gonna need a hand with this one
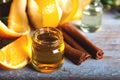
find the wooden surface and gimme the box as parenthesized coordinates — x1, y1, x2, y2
(0, 11, 120, 80)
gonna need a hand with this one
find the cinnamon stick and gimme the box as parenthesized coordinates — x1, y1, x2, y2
(58, 26, 91, 65)
(60, 23, 104, 59)
(61, 28, 89, 54)
(64, 42, 90, 65)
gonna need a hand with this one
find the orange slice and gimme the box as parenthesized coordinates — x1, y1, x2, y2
(27, 0, 62, 28)
(58, 0, 78, 25)
(0, 35, 32, 70)
(0, 0, 30, 39)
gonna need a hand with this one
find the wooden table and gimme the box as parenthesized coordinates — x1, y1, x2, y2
(0, 11, 120, 80)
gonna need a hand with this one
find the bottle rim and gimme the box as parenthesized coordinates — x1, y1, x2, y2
(32, 27, 63, 46)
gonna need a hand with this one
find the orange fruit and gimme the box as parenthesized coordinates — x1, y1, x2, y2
(0, 0, 30, 39)
(58, 0, 78, 25)
(27, 0, 62, 28)
(0, 35, 32, 70)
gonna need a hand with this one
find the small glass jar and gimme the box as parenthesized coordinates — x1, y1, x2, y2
(32, 27, 65, 73)
(80, 0, 103, 33)
(0, 0, 12, 24)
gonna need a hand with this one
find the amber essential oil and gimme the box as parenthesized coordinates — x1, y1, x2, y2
(32, 27, 65, 73)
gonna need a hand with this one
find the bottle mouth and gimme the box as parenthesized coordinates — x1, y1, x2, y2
(32, 27, 63, 46)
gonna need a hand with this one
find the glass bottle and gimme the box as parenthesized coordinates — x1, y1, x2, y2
(32, 27, 65, 73)
(0, 0, 12, 24)
(80, 0, 103, 33)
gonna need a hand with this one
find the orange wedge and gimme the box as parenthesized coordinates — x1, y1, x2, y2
(58, 0, 78, 25)
(0, 35, 32, 70)
(27, 0, 62, 28)
(0, 0, 30, 39)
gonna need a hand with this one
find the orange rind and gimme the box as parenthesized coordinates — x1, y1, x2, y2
(0, 0, 30, 39)
(27, 0, 62, 28)
(8, 0, 30, 33)
(71, 0, 91, 20)
(27, 0, 91, 27)
(0, 21, 21, 38)
(58, 0, 78, 25)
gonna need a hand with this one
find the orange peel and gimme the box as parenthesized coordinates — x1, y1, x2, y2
(27, 0, 91, 27)
(58, 0, 78, 25)
(27, 0, 62, 28)
(0, 21, 21, 38)
(71, 0, 91, 20)
(0, 0, 30, 39)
